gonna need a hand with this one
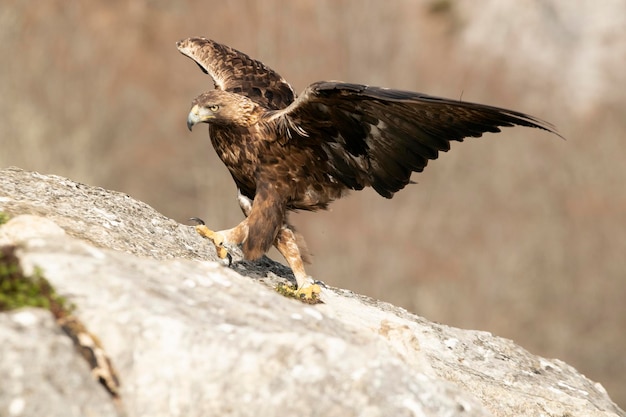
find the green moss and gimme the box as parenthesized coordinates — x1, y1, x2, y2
(0, 212, 10, 226)
(0, 245, 74, 316)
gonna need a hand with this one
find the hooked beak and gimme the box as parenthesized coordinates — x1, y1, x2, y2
(186, 113, 197, 131)
(186, 104, 212, 131)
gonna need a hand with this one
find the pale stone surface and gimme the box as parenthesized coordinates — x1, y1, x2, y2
(0, 167, 624, 417)
(0, 309, 119, 417)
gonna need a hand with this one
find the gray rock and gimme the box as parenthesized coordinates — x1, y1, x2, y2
(0, 167, 624, 417)
(0, 309, 119, 417)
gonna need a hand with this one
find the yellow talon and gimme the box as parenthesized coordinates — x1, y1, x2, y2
(195, 225, 228, 259)
(276, 283, 322, 304)
(296, 284, 321, 300)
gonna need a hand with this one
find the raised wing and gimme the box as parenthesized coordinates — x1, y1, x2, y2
(176, 37, 296, 110)
(267, 81, 561, 198)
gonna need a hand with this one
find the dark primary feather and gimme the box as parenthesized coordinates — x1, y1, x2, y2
(266, 81, 560, 198)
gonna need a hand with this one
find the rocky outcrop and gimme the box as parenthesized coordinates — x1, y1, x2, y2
(0, 167, 623, 417)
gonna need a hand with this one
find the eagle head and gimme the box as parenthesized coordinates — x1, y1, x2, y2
(187, 90, 261, 130)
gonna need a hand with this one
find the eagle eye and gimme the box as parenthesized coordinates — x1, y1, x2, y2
(209, 104, 220, 112)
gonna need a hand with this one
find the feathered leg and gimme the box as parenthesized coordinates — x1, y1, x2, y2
(195, 187, 276, 261)
(273, 222, 320, 300)
(196, 190, 320, 300)
(237, 191, 318, 294)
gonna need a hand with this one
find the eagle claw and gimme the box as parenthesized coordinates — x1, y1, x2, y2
(195, 224, 228, 260)
(276, 283, 322, 304)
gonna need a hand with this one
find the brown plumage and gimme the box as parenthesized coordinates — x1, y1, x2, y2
(178, 37, 560, 295)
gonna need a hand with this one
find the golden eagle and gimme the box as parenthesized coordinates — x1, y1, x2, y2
(178, 37, 559, 299)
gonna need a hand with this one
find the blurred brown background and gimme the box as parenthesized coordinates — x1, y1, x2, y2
(1, 0, 625, 408)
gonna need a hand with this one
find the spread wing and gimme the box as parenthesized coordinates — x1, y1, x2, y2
(266, 81, 561, 198)
(176, 37, 296, 110)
